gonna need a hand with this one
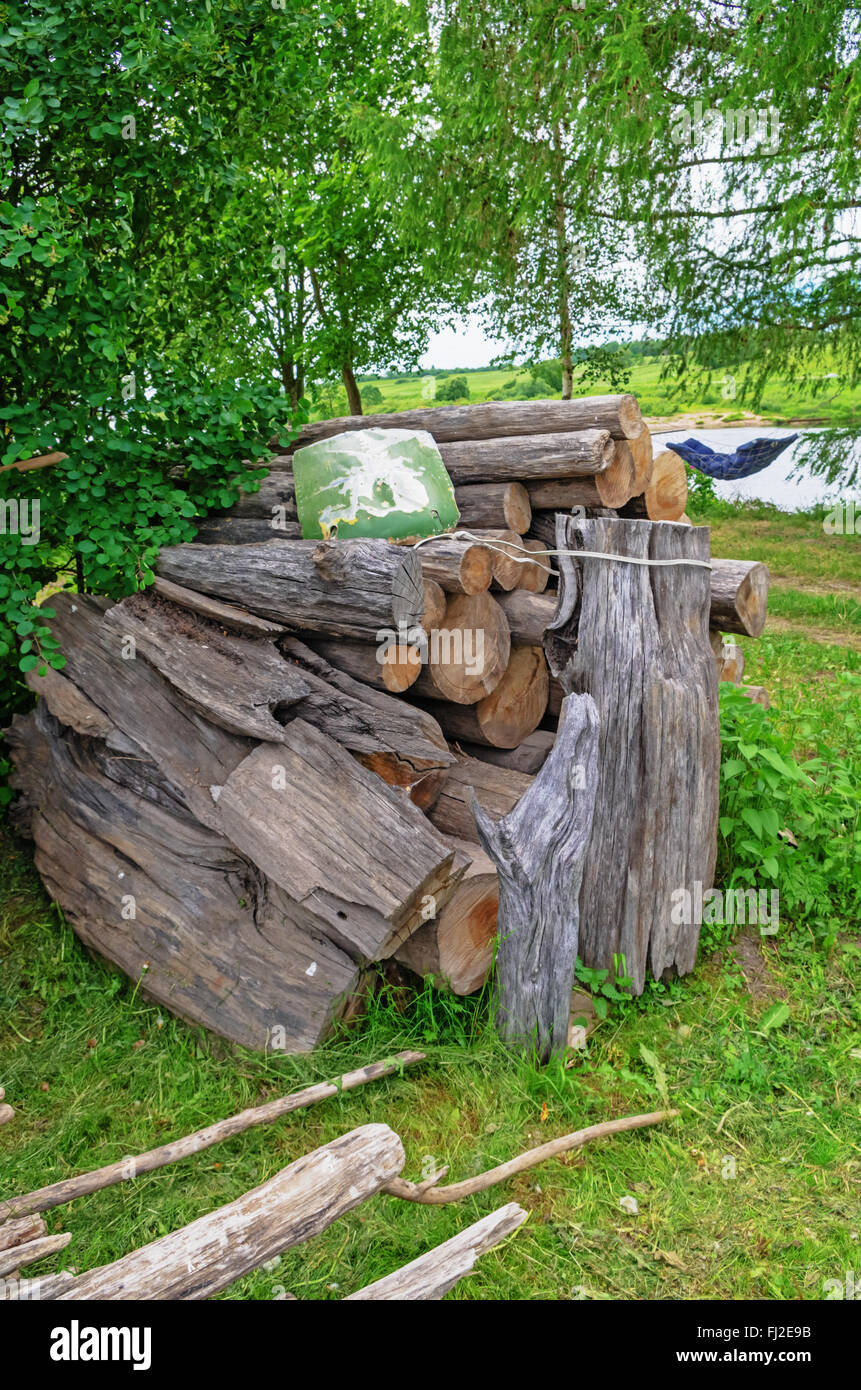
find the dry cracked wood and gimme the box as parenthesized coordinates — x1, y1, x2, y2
(6, 703, 362, 1050)
(546, 514, 720, 994)
(46, 1124, 405, 1300)
(416, 645, 549, 748)
(395, 838, 498, 995)
(429, 755, 533, 843)
(278, 396, 644, 448)
(151, 576, 287, 637)
(194, 516, 302, 544)
(0, 1232, 71, 1278)
(345, 1203, 527, 1299)
(0, 1053, 424, 1223)
(474, 692, 600, 1059)
(157, 537, 424, 640)
(216, 721, 463, 960)
(458, 730, 556, 776)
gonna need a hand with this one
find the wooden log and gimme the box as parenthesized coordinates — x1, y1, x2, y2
(0, 1215, 48, 1251)
(619, 447, 688, 522)
(157, 538, 425, 640)
(627, 426, 654, 495)
(459, 730, 555, 776)
(230, 472, 298, 520)
(437, 431, 615, 484)
(279, 396, 645, 449)
(307, 637, 421, 694)
(495, 590, 557, 645)
(195, 516, 302, 544)
(416, 646, 548, 749)
(0, 1232, 71, 1278)
(474, 693, 600, 1059)
(103, 595, 451, 802)
(413, 536, 492, 595)
(709, 557, 770, 637)
(0, 1053, 424, 1223)
(454, 481, 531, 534)
(517, 537, 551, 593)
(546, 514, 720, 994)
(395, 838, 497, 995)
(6, 703, 362, 1052)
(740, 684, 770, 708)
(418, 591, 511, 705)
(345, 1203, 527, 1300)
(48, 1124, 405, 1301)
(716, 641, 745, 684)
(279, 637, 452, 808)
(216, 721, 463, 959)
(526, 438, 635, 509)
(465, 529, 524, 591)
(25, 664, 115, 739)
(151, 576, 287, 637)
(422, 578, 447, 631)
(429, 756, 533, 842)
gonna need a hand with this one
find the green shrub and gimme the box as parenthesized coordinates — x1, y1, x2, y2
(436, 374, 470, 401)
(360, 384, 384, 406)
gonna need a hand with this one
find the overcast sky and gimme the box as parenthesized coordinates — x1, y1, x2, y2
(418, 314, 513, 370)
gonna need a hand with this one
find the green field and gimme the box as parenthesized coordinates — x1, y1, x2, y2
(346, 358, 861, 429)
(1, 501, 859, 1301)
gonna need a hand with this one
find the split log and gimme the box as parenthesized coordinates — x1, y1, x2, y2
(103, 594, 452, 806)
(345, 1204, 527, 1300)
(307, 637, 421, 694)
(546, 514, 720, 994)
(215, 721, 463, 959)
(619, 448, 688, 522)
(48, 1124, 405, 1301)
(454, 481, 531, 534)
(709, 557, 770, 637)
(459, 730, 555, 776)
(413, 536, 492, 595)
(526, 438, 635, 509)
(474, 692, 600, 1059)
(465, 529, 525, 591)
(6, 703, 361, 1051)
(416, 591, 510, 705)
(429, 756, 533, 842)
(395, 838, 497, 995)
(0, 1053, 424, 1223)
(279, 637, 452, 807)
(495, 590, 557, 645)
(0, 1232, 71, 1278)
(279, 396, 645, 449)
(517, 538, 551, 593)
(157, 537, 425, 640)
(415, 646, 549, 749)
(195, 516, 301, 544)
(151, 576, 287, 637)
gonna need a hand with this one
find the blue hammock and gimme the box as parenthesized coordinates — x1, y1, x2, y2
(666, 434, 798, 481)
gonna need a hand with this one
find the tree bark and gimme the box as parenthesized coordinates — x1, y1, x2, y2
(341, 362, 363, 417)
(474, 692, 600, 1059)
(546, 514, 720, 994)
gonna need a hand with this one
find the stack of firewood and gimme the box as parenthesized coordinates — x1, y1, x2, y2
(6, 396, 771, 1052)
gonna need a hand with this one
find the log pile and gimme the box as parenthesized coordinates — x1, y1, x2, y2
(6, 395, 773, 1049)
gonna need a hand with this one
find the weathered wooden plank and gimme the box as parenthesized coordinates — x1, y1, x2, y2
(345, 1203, 527, 1300)
(49, 1125, 405, 1300)
(216, 721, 463, 960)
(546, 514, 720, 993)
(157, 537, 424, 640)
(6, 704, 361, 1051)
(474, 693, 600, 1059)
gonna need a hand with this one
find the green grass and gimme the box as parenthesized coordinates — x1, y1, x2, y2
(348, 357, 861, 428)
(1, 503, 860, 1301)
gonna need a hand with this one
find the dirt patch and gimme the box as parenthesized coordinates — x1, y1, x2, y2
(728, 927, 788, 1002)
(764, 614, 861, 651)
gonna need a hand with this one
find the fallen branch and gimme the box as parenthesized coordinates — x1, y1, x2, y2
(0, 1231, 71, 1278)
(0, 450, 67, 474)
(383, 1109, 678, 1204)
(345, 1203, 528, 1300)
(0, 1051, 424, 1223)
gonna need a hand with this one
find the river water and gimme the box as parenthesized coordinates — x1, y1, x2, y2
(651, 426, 861, 512)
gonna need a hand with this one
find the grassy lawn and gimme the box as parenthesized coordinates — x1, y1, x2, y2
(1, 505, 859, 1301)
(350, 358, 861, 429)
